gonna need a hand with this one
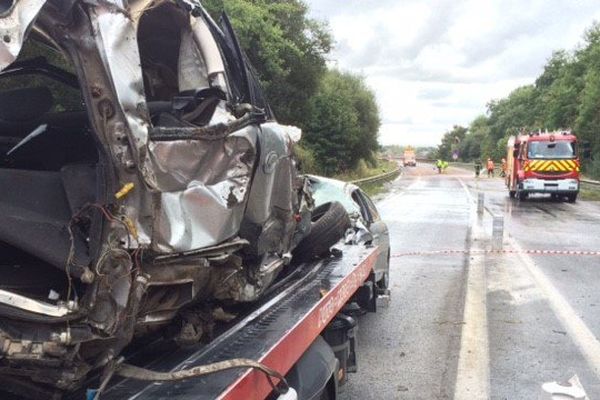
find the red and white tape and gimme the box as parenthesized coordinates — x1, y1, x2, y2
(391, 249, 600, 258)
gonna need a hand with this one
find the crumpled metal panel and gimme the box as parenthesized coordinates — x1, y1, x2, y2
(0, 0, 46, 71)
(92, 4, 155, 183)
(90, 3, 249, 251)
(240, 122, 302, 256)
(151, 125, 257, 251)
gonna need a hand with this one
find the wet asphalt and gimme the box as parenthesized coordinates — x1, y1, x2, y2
(340, 164, 600, 400)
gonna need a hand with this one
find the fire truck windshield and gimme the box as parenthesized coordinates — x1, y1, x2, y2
(527, 141, 576, 159)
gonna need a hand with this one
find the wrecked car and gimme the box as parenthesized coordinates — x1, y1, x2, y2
(0, 0, 348, 397)
(307, 175, 390, 289)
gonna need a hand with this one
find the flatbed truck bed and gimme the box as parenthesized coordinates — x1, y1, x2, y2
(94, 244, 381, 400)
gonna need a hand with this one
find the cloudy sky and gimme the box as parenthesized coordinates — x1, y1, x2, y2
(305, 0, 600, 147)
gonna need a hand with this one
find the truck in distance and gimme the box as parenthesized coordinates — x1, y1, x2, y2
(403, 147, 417, 167)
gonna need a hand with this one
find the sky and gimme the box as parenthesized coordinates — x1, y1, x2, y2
(305, 0, 600, 147)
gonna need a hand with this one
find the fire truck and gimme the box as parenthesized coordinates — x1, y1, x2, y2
(506, 131, 580, 202)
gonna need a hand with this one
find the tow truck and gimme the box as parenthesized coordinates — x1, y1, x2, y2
(506, 131, 580, 202)
(43, 244, 383, 400)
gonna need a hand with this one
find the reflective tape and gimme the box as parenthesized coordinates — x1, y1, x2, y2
(391, 249, 600, 257)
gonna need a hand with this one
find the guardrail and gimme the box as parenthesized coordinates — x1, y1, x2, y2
(349, 167, 401, 185)
(581, 178, 600, 189)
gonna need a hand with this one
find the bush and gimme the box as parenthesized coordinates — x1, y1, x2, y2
(294, 143, 320, 174)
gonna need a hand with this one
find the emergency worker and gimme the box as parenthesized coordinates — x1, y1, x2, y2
(442, 160, 449, 173)
(500, 158, 507, 177)
(474, 160, 482, 177)
(436, 159, 443, 174)
(486, 158, 495, 178)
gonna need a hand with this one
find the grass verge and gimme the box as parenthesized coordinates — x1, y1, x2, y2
(332, 159, 398, 182)
(580, 189, 600, 201)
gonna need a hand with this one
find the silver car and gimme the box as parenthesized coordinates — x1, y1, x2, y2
(307, 175, 390, 290)
(0, 1, 353, 396)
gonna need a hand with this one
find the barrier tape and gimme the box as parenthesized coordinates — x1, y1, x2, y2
(391, 249, 600, 258)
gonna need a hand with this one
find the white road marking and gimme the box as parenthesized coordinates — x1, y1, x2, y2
(461, 176, 600, 393)
(454, 178, 490, 400)
(508, 235, 600, 380)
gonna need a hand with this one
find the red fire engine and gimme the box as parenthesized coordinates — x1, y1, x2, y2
(506, 131, 580, 202)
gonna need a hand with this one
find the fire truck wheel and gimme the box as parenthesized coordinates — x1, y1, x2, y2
(567, 193, 577, 203)
(518, 191, 528, 200)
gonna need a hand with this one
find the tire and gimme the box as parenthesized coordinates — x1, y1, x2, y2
(519, 191, 528, 201)
(319, 387, 332, 400)
(509, 190, 516, 199)
(376, 250, 390, 290)
(293, 201, 351, 260)
(567, 193, 577, 203)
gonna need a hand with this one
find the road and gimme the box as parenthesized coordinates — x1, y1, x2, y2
(341, 163, 600, 400)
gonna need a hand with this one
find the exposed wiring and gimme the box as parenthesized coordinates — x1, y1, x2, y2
(65, 203, 135, 301)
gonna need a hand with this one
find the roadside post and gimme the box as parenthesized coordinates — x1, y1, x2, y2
(477, 193, 484, 215)
(492, 216, 504, 251)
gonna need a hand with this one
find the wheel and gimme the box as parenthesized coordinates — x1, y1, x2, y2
(293, 201, 351, 260)
(319, 385, 332, 400)
(519, 191, 528, 201)
(509, 190, 516, 198)
(551, 193, 560, 201)
(567, 193, 577, 203)
(376, 250, 390, 290)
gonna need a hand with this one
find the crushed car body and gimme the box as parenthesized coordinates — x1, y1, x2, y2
(307, 175, 390, 289)
(0, 0, 329, 397)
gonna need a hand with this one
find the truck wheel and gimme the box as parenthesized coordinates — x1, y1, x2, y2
(509, 190, 516, 199)
(518, 191, 528, 201)
(567, 193, 577, 203)
(293, 201, 351, 260)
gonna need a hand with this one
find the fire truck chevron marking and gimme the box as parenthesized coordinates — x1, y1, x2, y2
(525, 159, 579, 172)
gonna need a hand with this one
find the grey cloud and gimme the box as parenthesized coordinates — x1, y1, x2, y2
(417, 87, 453, 100)
(327, 0, 460, 70)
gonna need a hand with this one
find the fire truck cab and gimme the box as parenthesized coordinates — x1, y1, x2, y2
(506, 131, 580, 202)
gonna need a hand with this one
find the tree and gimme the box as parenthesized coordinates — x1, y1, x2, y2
(202, 0, 332, 127)
(436, 125, 467, 160)
(456, 115, 490, 161)
(303, 70, 380, 174)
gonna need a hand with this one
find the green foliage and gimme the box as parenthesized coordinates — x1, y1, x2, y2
(202, 0, 331, 126)
(294, 143, 319, 174)
(439, 21, 600, 177)
(436, 125, 467, 160)
(303, 70, 381, 174)
(203, 1, 380, 176)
